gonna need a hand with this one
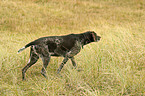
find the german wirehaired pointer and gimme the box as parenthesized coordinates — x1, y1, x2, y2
(18, 31, 101, 80)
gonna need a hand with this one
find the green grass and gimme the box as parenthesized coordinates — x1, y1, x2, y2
(0, 0, 145, 95)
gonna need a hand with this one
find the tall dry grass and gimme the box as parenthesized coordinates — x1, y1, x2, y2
(0, 0, 145, 95)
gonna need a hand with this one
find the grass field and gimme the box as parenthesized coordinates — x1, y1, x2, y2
(0, 0, 145, 95)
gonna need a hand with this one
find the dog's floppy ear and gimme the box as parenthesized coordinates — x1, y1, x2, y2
(91, 32, 96, 42)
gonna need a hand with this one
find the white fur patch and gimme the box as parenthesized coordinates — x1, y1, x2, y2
(17, 47, 25, 54)
(28, 58, 31, 63)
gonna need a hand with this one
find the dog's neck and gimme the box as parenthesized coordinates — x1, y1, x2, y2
(84, 34, 91, 41)
(81, 34, 90, 48)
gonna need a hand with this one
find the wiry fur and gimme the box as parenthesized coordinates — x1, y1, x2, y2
(18, 31, 101, 80)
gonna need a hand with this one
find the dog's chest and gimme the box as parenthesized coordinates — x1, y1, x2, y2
(65, 41, 82, 57)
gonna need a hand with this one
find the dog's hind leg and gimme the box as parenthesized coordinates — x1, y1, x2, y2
(57, 57, 69, 74)
(70, 57, 77, 69)
(41, 56, 51, 78)
(22, 48, 39, 80)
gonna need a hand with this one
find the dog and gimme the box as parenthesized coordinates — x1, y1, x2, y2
(18, 31, 101, 80)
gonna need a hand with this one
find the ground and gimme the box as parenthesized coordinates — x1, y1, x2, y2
(0, 0, 145, 95)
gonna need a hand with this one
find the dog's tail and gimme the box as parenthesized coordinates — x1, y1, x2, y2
(17, 41, 36, 54)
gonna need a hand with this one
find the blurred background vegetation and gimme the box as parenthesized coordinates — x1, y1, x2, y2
(0, 0, 145, 95)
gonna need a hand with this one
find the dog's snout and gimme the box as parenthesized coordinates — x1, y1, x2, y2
(97, 36, 101, 39)
(96, 36, 101, 42)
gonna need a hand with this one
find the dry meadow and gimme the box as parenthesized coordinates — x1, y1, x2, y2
(0, 0, 145, 95)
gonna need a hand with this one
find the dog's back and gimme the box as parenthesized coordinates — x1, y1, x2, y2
(18, 31, 101, 80)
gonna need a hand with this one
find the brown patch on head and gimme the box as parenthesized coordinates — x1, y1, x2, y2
(91, 32, 96, 41)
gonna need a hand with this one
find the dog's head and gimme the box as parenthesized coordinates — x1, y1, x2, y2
(90, 31, 101, 42)
(83, 31, 101, 44)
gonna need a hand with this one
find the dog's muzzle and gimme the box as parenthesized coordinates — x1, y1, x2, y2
(96, 36, 101, 42)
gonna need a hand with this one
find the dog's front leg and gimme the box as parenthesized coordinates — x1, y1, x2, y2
(57, 57, 69, 74)
(70, 57, 77, 69)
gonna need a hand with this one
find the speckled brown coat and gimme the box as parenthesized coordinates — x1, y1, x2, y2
(18, 31, 101, 80)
